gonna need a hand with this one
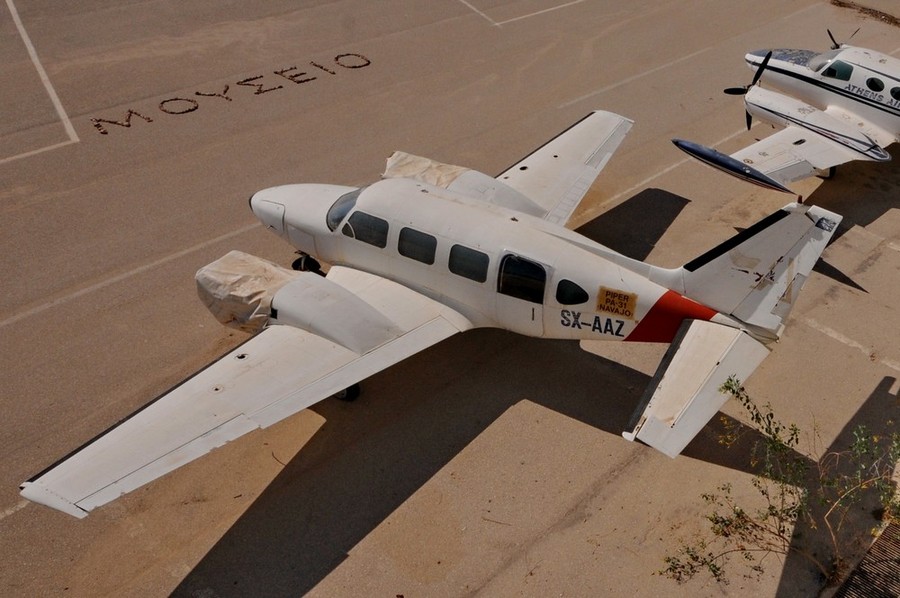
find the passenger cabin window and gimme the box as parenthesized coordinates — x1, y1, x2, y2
(448, 244, 489, 282)
(498, 254, 546, 304)
(892, 87, 900, 102)
(398, 227, 437, 265)
(342, 211, 388, 248)
(822, 60, 853, 81)
(327, 187, 364, 231)
(867, 77, 885, 92)
(556, 279, 589, 305)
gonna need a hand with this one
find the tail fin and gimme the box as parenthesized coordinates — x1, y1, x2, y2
(672, 203, 841, 337)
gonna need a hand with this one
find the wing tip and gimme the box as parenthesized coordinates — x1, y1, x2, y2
(672, 138, 794, 194)
(20, 482, 89, 519)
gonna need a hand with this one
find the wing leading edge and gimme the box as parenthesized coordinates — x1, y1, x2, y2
(381, 111, 632, 226)
(497, 110, 633, 225)
(21, 266, 472, 518)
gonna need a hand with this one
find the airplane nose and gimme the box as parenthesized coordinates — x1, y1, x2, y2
(249, 184, 359, 255)
(249, 191, 286, 236)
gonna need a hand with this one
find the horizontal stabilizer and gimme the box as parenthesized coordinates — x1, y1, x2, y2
(623, 319, 769, 458)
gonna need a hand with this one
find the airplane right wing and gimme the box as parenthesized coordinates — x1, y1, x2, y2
(623, 319, 770, 458)
(496, 110, 633, 225)
(21, 264, 472, 518)
(382, 111, 632, 226)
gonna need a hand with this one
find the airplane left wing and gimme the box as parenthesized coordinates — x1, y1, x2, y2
(674, 90, 891, 193)
(623, 319, 770, 458)
(21, 266, 472, 518)
(731, 124, 870, 186)
(497, 110, 633, 225)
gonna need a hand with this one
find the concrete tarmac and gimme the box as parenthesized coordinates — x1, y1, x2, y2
(1, 1, 898, 596)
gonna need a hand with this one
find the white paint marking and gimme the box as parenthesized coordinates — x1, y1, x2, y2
(0, 500, 29, 522)
(0, 223, 261, 330)
(559, 2, 819, 110)
(803, 318, 900, 374)
(574, 126, 756, 226)
(0, 139, 78, 166)
(457, 0, 498, 26)
(559, 47, 713, 109)
(4, 0, 79, 163)
(496, 0, 586, 26)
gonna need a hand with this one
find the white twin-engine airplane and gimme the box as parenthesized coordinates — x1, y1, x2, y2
(22, 111, 842, 518)
(674, 38, 899, 193)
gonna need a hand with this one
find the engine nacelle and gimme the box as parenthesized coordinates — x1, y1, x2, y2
(195, 251, 299, 333)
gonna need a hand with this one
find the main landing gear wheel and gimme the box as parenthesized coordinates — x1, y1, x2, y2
(817, 166, 837, 180)
(333, 383, 361, 402)
(291, 253, 324, 275)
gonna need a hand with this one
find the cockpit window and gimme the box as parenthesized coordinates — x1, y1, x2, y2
(326, 187, 364, 231)
(821, 60, 853, 81)
(807, 49, 841, 72)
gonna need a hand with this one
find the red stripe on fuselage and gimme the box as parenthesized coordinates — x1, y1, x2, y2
(625, 290, 717, 343)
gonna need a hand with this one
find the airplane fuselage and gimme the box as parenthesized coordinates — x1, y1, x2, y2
(746, 47, 900, 143)
(252, 177, 731, 345)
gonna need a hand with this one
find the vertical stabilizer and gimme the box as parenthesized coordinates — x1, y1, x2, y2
(674, 203, 841, 337)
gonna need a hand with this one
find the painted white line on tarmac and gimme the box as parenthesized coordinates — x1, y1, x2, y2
(0, 139, 78, 166)
(0, 500, 29, 522)
(559, 47, 713, 109)
(803, 318, 900, 374)
(497, 0, 586, 26)
(573, 126, 756, 226)
(457, 0, 498, 26)
(0, 223, 261, 330)
(5, 0, 79, 162)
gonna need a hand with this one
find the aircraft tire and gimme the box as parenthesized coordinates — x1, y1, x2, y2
(333, 383, 361, 402)
(292, 254, 322, 273)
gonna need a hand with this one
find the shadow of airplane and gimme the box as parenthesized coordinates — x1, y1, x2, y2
(173, 325, 799, 597)
(803, 148, 900, 231)
(575, 187, 690, 261)
(169, 331, 640, 596)
(171, 186, 871, 596)
(171, 189, 698, 596)
(774, 376, 900, 596)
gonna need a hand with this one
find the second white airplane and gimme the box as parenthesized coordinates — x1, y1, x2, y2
(674, 37, 899, 193)
(21, 111, 842, 518)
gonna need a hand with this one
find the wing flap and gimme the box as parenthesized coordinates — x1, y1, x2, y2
(623, 319, 770, 458)
(21, 267, 472, 518)
(731, 126, 856, 185)
(496, 111, 633, 225)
